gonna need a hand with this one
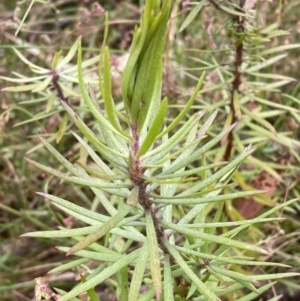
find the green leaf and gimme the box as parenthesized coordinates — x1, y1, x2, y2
(22, 225, 104, 238)
(234, 282, 278, 301)
(12, 47, 48, 73)
(14, 111, 60, 127)
(128, 243, 148, 301)
(58, 247, 122, 263)
(120, 265, 129, 301)
(61, 101, 128, 171)
(157, 72, 205, 139)
(245, 71, 295, 81)
(208, 265, 258, 293)
(126, 186, 139, 207)
(144, 110, 205, 162)
(146, 212, 162, 300)
(163, 255, 174, 301)
(57, 39, 80, 68)
(175, 245, 290, 268)
(58, 249, 140, 301)
(130, 0, 171, 129)
(99, 46, 124, 135)
(243, 119, 300, 149)
(77, 42, 129, 140)
(164, 240, 220, 301)
(0, 74, 45, 83)
(251, 273, 300, 281)
(154, 162, 226, 179)
(66, 201, 134, 255)
(80, 275, 101, 301)
(158, 122, 238, 176)
(163, 221, 268, 254)
(180, 3, 204, 32)
(153, 190, 265, 205)
(24, 157, 129, 192)
(253, 95, 300, 113)
(210, 265, 259, 285)
(224, 198, 299, 238)
(2, 83, 41, 92)
(241, 106, 277, 134)
(48, 258, 89, 274)
(51, 50, 62, 69)
(137, 97, 168, 157)
(245, 54, 286, 72)
(176, 145, 255, 197)
(56, 113, 69, 143)
(259, 43, 300, 56)
(121, 4, 151, 110)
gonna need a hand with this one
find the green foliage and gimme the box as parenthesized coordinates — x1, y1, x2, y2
(1, 1, 300, 301)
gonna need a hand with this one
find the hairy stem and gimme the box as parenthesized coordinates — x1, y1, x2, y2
(129, 125, 170, 256)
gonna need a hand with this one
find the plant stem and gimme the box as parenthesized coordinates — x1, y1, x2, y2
(224, 0, 246, 161)
(129, 125, 170, 256)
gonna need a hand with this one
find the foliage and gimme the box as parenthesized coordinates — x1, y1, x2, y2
(1, 1, 300, 301)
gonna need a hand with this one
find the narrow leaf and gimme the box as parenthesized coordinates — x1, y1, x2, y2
(163, 221, 268, 254)
(137, 97, 168, 157)
(57, 39, 80, 68)
(80, 275, 101, 301)
(67, 203, 133, 255)
(164, 240, 220, 301)
(128, 243, 148, 301)
(157, 72, 205, 139)
(57, 250, 140, 301)
(163, 255, 174, 301)
(100, 47, 124, 134)
(180, 3, 204, 32)
(146, 212, 162, 300)
(77, 43, 129, 140)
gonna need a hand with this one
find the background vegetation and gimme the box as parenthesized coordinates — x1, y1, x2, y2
(0, 1, 299, 301)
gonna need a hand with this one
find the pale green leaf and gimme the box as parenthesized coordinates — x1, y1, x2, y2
(0, 75, 46, 83)
(57, 250, 140, 301)
(144, 111, 205, 162)
(77, 43, 129, 140)
(146, 212, 162, 300)
(175, 245, 290, 268)
(61, 101, 128, 171)
(163, 255, 174, 301)
(224, 198, 299, 238)
(57, 39, 80, 68)
(56, 113, 69, 143)
(164, 240, 220, 301)
(2, 83, 40, 92)
(128, 243, 148, 301)
(179, 3, 204, 32)
(48, 258, 89, 274)
(67, 203, 133, 255)
(163, 221, 268, 254)
(12, 47, 48, 72)
(260, 43, 300, 56)
(158, 122, 238, 176)
(153, 190, 265, 205)
(51, 50, 62, 69)
(58, 247, 122, 262)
